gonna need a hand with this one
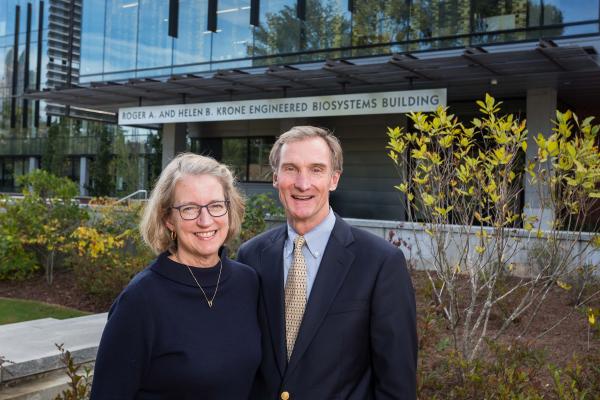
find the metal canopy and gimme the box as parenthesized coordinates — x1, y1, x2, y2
(25, 41, 600, 119)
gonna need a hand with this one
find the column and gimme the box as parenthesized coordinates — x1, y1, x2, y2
(525, 88, 557, 230)
(28, 156, 39, 173)
(79, 156, 89, 196)
(162, 123, 187, 168)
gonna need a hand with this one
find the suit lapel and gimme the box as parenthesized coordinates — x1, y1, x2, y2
(286, 217, 355, 376)
(259, 227, 287, 377)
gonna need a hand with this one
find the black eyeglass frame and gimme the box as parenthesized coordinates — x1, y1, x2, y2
(170, 200, 230, 220)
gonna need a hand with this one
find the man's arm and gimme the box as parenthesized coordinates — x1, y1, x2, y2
(370, 249, 417, 399)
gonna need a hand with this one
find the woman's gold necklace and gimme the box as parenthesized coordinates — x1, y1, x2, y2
(180, 257, 223, 308)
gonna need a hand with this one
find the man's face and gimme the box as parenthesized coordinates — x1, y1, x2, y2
(273, 137, 340, 234)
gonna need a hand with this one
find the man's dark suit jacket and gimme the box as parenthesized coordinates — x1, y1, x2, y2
(237, 215, 417, 400)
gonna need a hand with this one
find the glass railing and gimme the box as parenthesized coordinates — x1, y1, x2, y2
(79, 19, 600, 83)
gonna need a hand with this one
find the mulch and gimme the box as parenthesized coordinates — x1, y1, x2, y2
(0, 269, 598, 366)
(0, 269, 107, 313)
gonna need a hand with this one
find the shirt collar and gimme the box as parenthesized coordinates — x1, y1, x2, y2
(285, 209, 336, 259)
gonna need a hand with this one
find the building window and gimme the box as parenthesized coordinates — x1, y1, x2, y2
(251, 0, 301, 57)
(527, 0, 599, 37)
(212, 0, 253, 61)
(472, 0, 529, 44)
(173, 0, 211, 71)
(136, 0, 173, 72)
(81, 0, 106, 76)
(104, 0, 139, 73)
(191, 136, 274, 182)
(248, 137, 273, 181)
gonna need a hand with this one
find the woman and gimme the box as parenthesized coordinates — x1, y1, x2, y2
(91, 153, 260, 399)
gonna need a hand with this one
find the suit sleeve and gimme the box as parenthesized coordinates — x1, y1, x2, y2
(237, 243, 248, 265)
(370, 249, 417, 400)
(90, 287, 154, 399)
(237, 243, 270, 400)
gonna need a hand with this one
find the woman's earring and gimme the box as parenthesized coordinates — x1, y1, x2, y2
(170, 230, 177, 241)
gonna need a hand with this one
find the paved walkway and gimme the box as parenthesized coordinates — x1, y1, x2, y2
(0, 313, 107, 384)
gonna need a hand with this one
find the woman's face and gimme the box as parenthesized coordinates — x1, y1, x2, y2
(166, 174, 229, 267)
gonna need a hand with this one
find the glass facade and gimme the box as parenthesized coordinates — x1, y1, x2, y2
(191, 136, 275, 182)
(0, 0, 49, 139)
(172, 0, 211, 74)
(74, 0, 600, 82)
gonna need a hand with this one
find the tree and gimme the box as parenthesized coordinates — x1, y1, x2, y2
(42, 119, 68, 176)
(113, 128, 141, 197)
(13, 170, 88, 284)
(386, 95, 600, 361)
(88, 123, 114, 196)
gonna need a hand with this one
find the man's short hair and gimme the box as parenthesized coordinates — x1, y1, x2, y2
(269, 126, 343, 173)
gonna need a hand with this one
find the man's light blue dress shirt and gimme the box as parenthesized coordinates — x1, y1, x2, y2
(283, 209, 336, 298)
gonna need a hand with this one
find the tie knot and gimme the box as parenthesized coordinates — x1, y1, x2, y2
(294, 235, 305, 250)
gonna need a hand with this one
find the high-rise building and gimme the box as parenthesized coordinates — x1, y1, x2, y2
(1, 0, 599, 221)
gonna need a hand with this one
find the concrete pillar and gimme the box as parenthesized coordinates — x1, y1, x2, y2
(525, 88, 557, 230)
(162, 123, 187, 168)
(79, 156, 89, 196)
(28, 157, 38, 173)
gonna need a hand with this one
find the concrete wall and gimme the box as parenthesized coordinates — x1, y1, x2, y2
(345, 217, 600, 275)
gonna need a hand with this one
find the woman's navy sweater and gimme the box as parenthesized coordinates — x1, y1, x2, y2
(90, 251, 261, 399)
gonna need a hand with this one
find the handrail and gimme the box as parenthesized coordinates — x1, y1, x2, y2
(115, 189, 148, 204)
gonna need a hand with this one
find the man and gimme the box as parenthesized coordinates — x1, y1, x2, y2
(238, 126, 417, 400)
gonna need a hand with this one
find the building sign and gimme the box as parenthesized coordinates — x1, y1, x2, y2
(118, 89, 447, 125)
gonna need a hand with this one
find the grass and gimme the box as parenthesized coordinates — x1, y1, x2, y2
(0, 297, 89, 325)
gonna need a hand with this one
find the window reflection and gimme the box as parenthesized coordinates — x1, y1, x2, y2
(542, 0, 599, 24)
(472, 0, 528, 44)
(173, 0, 211, 66)
(303, 0, 350, 59)
(222, 137, 248, 180)
(527, 0, 571, 39)
(0, 46, 6, 89)
(248, 137, 273, 181)
(104, 0, 138, 73)
(212, 0, 253, 60)
(409, 0, 470, 50)
(81, 0, 106, 76)
(0, 1, 8, 37)
(252, 0, 301, 58)
(137, 0, 172, 71)
(192, 136, 274, 182)
(353, 0, 409, 50)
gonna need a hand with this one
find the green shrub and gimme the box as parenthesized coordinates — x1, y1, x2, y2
(241, 193, 282, 241)
(420, 340, 547, 399)
(54, 343, 91, 400)
(550, 351, 600, 400)
(0, 171, 87, 282)
(69, 201, 153, 307)
(229, 193, 283, 257)
(0, 203, 38, 280)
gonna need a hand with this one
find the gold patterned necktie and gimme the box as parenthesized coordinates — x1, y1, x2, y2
(285, 235, 307, 361)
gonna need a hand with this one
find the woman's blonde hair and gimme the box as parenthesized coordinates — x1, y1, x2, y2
(140, 153, 245, 254)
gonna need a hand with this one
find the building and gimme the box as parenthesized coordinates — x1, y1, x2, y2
(2, 0, 600, 222)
